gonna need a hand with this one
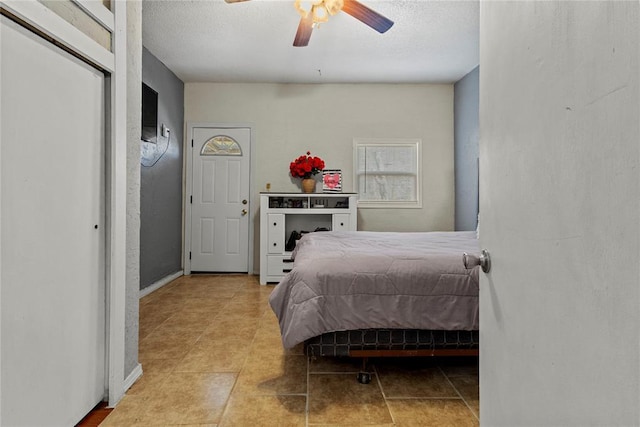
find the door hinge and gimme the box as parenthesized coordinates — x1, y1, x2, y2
(191, 139, 194, 147)
(190, 195, 193, 204)
(189, 252, 192, 260)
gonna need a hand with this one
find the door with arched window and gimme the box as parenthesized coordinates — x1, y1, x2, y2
(189, 127, 251, 272)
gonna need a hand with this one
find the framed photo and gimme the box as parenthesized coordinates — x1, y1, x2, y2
(322, 169, 342, 193)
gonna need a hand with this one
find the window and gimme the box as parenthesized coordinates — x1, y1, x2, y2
(353, 138, 422, 208)
(200, 135, 242, 156)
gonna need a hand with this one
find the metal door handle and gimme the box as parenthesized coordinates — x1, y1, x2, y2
(463, 250, 491, 273)
(241, 209, 247, 216)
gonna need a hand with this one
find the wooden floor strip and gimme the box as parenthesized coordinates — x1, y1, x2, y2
(75, 402, 112, 427)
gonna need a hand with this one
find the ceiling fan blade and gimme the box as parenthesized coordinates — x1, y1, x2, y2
(293, 13, 314, 47)
(224, 0, 251, 3)
(341, 0, 394, 33)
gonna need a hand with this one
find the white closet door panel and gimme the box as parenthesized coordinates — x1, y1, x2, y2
(1, 16, 106, 426)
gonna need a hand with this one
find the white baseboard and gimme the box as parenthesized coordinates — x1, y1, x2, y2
(139, 270, 183, 298)
(123, 363, 143, 393)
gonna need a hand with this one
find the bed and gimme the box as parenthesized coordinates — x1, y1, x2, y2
(268, 230, 480, 383)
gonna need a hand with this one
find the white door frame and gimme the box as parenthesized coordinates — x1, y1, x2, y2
(184, 123, 255, 275)
(0, 0, 128, 409)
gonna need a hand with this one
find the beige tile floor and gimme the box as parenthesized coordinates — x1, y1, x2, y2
(101, 274, 479, 427)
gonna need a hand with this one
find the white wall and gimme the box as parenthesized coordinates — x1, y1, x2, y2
(125, 0, 141, 379)
(185, 83, 454, 272)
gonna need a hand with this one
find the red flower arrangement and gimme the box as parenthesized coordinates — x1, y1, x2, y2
(289, 151, 325, 179)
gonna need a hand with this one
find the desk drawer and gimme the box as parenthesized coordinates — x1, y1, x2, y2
(267, 214, 285, 254)
(332, 214, 351, 231)
(267, 255, 293, 276)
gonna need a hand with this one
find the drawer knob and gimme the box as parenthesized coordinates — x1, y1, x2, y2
(340, 222, 344, 226)
(273, 243, 277, 246)
(273, 222, 277, 226)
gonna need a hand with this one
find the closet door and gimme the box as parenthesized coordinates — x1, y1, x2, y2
(1, 16, 106, 426)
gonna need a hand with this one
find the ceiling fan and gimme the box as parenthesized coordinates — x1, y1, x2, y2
(224, 0, 394, 47)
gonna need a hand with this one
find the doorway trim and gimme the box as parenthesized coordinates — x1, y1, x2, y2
(184, 123, 255, 275)
(0, 0, 128, 408)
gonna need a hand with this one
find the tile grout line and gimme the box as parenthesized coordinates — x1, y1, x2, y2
(125, 277, 266, 425)
(373, 363, 398, 426)
(181, 289, 246, 426)
(130, 278, 479, 426)
(136, 290, 237, 404)
(384, 396, 464, 400)
(207, 291, 246, 427)
(306, 353, 311, 427)
(308, 371, 364, 375)
(139, 284, 236, 345)
(131, 283, 246, 425)
(438, 365, 479, 423)
(190, 283, 255, 426)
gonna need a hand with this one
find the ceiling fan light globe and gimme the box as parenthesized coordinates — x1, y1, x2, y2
(294, 0, 313, 18)
(295, 0, 342, 22)
(324, 0, 344, 15)
(311, 4, 330, 23)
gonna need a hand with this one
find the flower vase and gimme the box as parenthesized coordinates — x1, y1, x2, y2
(301, 178, 316, 194)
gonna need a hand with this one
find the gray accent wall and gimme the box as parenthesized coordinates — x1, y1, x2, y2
(454, 66, 479, 231)
(140, 47, 184, 289)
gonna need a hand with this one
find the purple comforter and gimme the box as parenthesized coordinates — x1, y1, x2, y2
(269, 231, 480, 348)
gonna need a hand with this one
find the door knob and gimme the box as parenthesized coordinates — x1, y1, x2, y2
(241, 209, 247, 216)
(242, 199, 248, 205)
(463, 250, 491, 273)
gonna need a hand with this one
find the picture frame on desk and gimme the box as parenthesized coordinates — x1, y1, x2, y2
(322, 169, 342, 193)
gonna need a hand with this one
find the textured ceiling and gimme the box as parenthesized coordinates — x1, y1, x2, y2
(142, 0, 479, 84)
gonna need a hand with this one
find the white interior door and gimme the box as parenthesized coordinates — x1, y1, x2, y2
(190, 127, 251, 272)
(1, 16, 106, 425)
(480, 2, 639, 425)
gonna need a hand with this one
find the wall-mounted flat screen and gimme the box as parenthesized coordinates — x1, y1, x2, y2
(141, 83, 158, 143)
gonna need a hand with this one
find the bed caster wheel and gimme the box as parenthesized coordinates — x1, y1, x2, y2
(357, 372, 371, 384)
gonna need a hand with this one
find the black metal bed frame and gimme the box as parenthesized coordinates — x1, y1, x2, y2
(304, 329, 479, 383)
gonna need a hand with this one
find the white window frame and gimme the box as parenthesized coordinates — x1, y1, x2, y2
(353, 138, 422, 209)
